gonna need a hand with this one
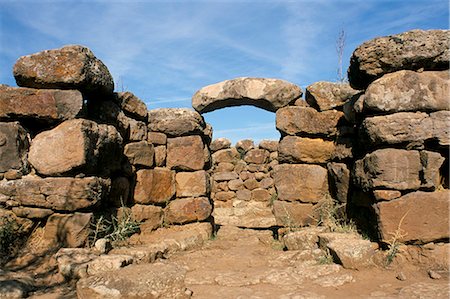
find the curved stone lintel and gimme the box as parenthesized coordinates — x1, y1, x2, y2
(192, 77, 302, 114)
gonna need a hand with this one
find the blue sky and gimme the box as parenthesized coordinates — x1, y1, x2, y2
(0, 0, 448, 145)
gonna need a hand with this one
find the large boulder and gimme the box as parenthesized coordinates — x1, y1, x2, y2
(76, 262, 191, 299)
(0, 85, 85, 125)
(348, 29, 449, 90)
(273, 164, 329, 203)
(134, 168, 176, 204)
(0, 177, 110, 211)
(353, 149, 444, 191)
(375, 190, 450, 244)
(361, 70, 449, 113)
(276, 106, 344, 137)
(13, 45, 114, 95)
(0, 122, 29, 174)
(28, 119, 122, 177)
(148, 108, 205, 137)
(192, 77, 302, 113)
(305, 81, 358, 111)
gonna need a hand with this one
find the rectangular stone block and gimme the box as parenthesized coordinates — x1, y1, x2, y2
(176, 171, 209, 198)
(0, 85, 85, 124)
(375, 190, 450, 244)
(278, 136, 336, 164)
(273, 164, 329, 203)
(134, 168, 175, 204)
(0, 177, 109, 211)
(167, 136, 205, 171)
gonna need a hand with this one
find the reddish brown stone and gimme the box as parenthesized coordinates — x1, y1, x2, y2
(164, 197, 212, 224)
(154, 145, 166, 167)
(375, 190, 450, 244)
(244, 149, 269, 164)
(28, 119, 122, 176)
(272, 201, 318, 227)
(148, 108, 205, 136)
(278, 136, 336, 164)
(210, 138, 231, 152)
(131, 204, 163, 232)
(258, 140, 278, 152)
(236, 139, 254, 153)
(12, 207, 53, 219)
(244, 178, 260, 190)
(276, 106, 344, 137)
(306, 81, 358, 111)
(134, 168, 175, 204)
(251, 189, 271, 202)
(212, 148, 240, 164)
(373, 190, 402, 201)
(0, 177, 109, 211)
(273, 164, 329, 203)
(148, 132, 167, 145)
(13, 45, 114, 95)
(115, 91, 148, 120)
(44, 213, 93, 247)
(214, 191, 236, 201)
(124, 141, 154, 168)
(109, 177, 130, 207)
(176, 171, 209, 197)
(166, 136, 205, 171)
(128, 119, 147, 142)
(0, 85, 84, 124)
(327, 162, 350, 203)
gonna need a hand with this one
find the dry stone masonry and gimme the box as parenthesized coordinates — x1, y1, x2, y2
(0, 29, 448, 295)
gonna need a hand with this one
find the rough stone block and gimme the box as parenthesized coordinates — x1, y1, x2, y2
(13, 45, 114, 95)
(258, 139, 278, 152)
(327, 238, 374, 270)
(0, 177, 109, 211)
(276, 106, 344, 137)
(305, 81, 358, 111)
(114, 91, 148, 120)
(327, 162, 350, 203)
(176, 170, 209, 197)
(148, 108, 205, 136)
(348, 29, 449, 89)
(279, 136, 336, 164)
(212, 148, 240, 164)
(273, 164, 329, 203)
(272, 201, 318, 227)
(210, 138, 231, 152)
(134, 168, 175, 204)
(167, 135, 205, 171)
(28, 119, 122, 177)
(148, 131, 167, 145)
(0, 122, 29, 173)
(123, 141, 154, 168)
(375, 190, 450, 244)
(44, 213, 93, 248)
(244, 149, 269, 164)
(165, 197, 212, 224)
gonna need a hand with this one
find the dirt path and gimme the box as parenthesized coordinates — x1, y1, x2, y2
(170, 226, 449, 299)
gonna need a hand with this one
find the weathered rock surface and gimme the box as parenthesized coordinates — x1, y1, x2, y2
(123, 141, 154, 168)
(348, 29, 450, 89)
(55, 248, 100, 279)
(114, 91, 148, 120)
(327, 162, 350, 203)
(362, 70, 449, 113)
(176, 171, 209, 197)
(0, 177, 109, 211)
(134, 168, 175, 204)
(421, 151, 445, 189)
(131, 204, 163, 231)
(13, 45, 114, 95)
(86, 254, 134, 276)
(212, 148, 240, 164)
(210, 138, 231, 152)
(213, 201, 276, 228)
(361, 112, 432, 146)
(353, 149, 421, 191)
(76, 262, 191, 299)
(244, 149, 269, 164)
(430, 110, 450, 146)
(305, 81, 358, 111)
(192, 77, 302, 113)
(165, 197, 212, 224)
(375, 190, 449, 244)
(258, 139, 278, 152)
(44, 213, 93, 247)
(276, 107, 344, 137)
(11, 206, 53, 219)
(282, 227, 326, 251)
(278, 136, 336, 164)
(327, 238, 374, 270)
(236, 139, 254, 153)
(28, 119, 122, 176)
(272, 201, 317, 227)
(148, 108, 205, 136)
(167, 136, 205, 171)
(273, 164, 329, 203)
(0, 85, 85, 126)
(372, 190, 402, 201)
(148, 132, 167, 145)
(0, 122, 29, 173)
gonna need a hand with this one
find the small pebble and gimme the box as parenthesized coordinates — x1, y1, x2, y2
(428, 269, 441, 280)
(396, 272, 407, 281)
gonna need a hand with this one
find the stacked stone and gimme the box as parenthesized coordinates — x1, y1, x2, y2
(210, 138, 279, 227)
(136, 108, 213, 227)
(274, 83, 358, 227)
(348, 29, 449, 245)
(0, 45, 121, 247)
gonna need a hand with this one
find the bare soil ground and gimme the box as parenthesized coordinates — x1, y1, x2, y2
(2, 225, 449, 298)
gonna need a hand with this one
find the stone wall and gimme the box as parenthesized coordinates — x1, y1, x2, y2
(210, 138, 279, 227)
(0, 29, 448, 251)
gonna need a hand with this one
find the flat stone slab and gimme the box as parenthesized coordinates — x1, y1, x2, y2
(192, 77, 302, 113)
